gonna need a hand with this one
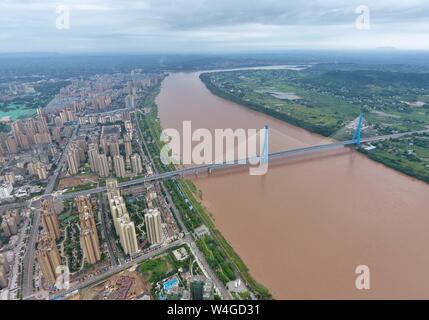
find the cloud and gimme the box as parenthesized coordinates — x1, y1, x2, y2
(0, 0, 428, 52)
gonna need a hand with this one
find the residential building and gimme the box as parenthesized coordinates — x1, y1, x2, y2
(67, 147, 80, 175)
(144, 208, 163, 245)
(118, 215, 139, 255)
(124, 135, 132, 157)
(106, 178, 120, 201)
(37, 232, 61, 286)
(34, 162, 48, 180)
(113, 155, 126, 178)
(97, 153, 110, 177)
(41, 199, 61, 240)
(130, 154, 143, 176)
(1, 213, 18, 237)
(76, 196, 101, 265)
(109, 141, 120, 157)
(87, 144, 99, 173)
(109, 195, 128, 234)
(4, 172, 15, 186)
(0, 254, 9, 272)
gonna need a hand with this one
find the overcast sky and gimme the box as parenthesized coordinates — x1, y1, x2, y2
(0, 0, 428, 53)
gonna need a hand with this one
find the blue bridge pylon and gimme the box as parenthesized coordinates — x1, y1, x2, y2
(261, 125, 269, 164)
(352, 113, 363, 146)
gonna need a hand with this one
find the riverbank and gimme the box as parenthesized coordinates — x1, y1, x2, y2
(200, 73, 337, 137)
(137, 85, 272, 299)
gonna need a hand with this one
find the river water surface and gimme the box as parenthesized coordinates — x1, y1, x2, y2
(156, 71, 429, 299)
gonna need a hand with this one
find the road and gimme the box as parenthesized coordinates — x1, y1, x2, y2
(0, 201, 28, 216)
(22, 125, 79, 299)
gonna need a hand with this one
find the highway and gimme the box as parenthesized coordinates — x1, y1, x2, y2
(0, 201, 28, 216)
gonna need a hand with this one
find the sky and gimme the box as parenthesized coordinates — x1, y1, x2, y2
(0, 0, 428, 53)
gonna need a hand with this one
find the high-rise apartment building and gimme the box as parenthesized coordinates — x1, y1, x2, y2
(76, 196, 101, 265)
(1, 209, 20, 237)
(0, 253, 9, 289)
(10, 116, 51, 150)
(130, 154, 143, 176)
(41, 199, 61, 240)
(1, 215, 18, 237)
(125, 94, 136, 109)
(0, 264, 8, 289)
(124, 135, 132, 157)
(75, 138, 87, 163)
(87, 144, 99, 173)
(27, 162, 35, 176)
(106, 178, 120, 201)
(4, 172, 16, 186)
(34, 162, 48, 180)
(67, 147, 80, 175)
(59, 108, 76, 123)
(109, 141, 120, 157)
(52, 126, 62, 143)
(97, 153, 110, 177)
(28, 162, 48, 180)
(37, 232, 61, 286)
(109, 195, 128, 234)
(105, 179, 139, 255)
(144, 208, 163, 245)
(3, 135, 17, 155)
(118, 215, 139, 255)
(113, 155, 126, 178)
(0, 254, 9, 273)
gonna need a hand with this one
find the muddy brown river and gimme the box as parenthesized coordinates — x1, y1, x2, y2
(156, 71, 429, 299)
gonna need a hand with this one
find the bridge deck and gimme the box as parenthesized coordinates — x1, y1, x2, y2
(54, 130, 427, 201)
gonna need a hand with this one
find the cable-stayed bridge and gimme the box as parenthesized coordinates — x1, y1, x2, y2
(49, 114, 427, 201)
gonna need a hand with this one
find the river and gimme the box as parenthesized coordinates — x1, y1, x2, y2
(156, 71, 429, 299)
